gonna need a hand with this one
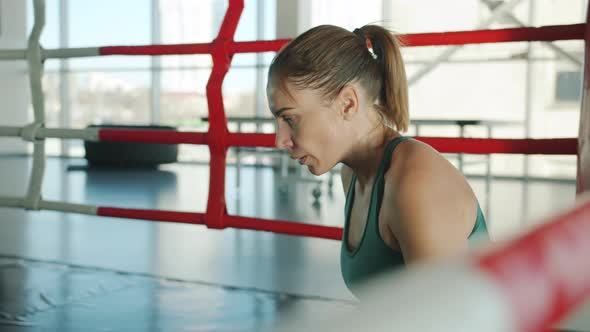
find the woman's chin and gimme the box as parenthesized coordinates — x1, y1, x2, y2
(307, 165, 327, 176)
(308, 167, 320, 176)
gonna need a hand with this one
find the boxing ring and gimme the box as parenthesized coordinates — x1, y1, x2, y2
(0, 0, 589, 330)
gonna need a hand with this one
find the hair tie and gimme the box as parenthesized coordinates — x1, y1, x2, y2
(353, 28, 378, 60)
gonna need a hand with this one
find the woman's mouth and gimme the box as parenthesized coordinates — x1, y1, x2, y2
(298, 156, 307, 165)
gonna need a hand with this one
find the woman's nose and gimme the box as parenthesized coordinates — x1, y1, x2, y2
(275, 126, 293, 151)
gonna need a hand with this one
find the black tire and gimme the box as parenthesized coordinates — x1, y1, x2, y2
(85, 124, 179, 168)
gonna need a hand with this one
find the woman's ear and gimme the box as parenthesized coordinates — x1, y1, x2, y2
(337, 84, 360, 120)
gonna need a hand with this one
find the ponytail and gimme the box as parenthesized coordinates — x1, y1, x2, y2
(359, 25, 409, 132)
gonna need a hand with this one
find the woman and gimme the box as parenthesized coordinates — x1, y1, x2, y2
(266, 24, 488, 296)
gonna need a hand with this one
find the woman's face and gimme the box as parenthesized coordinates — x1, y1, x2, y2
(267, 81, 347, 175)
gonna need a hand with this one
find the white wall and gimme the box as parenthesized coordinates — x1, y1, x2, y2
(0, 0, 29, 154)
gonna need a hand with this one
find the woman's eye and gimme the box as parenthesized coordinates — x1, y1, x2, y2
(282, 116, 294, 126)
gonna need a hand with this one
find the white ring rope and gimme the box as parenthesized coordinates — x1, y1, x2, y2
(0, 126, 100, 141)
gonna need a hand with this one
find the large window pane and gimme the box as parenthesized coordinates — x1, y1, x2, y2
(68, 71, 151, 128)
(160, 0, 225, 44)
(67, 71, 151, 156)
(69, 1, 150, 47)
(68, 1, 150, 70)
(227, 55, 273, 121)
(40, 72, 61, 155)
(160, 68, 210, 128)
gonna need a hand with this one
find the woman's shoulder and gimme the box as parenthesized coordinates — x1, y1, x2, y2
(386, 137, 468, 195)
(389, 137, 445, 176)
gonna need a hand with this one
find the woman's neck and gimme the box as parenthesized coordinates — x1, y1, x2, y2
(343, 122, 400, 192)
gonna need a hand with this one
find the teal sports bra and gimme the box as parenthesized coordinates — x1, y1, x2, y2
(340, 136, 488, 295)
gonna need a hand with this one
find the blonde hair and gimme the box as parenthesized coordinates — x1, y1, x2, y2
(268, 24, 409, 132)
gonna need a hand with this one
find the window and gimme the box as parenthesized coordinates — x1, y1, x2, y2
(555, 70, 582, 103)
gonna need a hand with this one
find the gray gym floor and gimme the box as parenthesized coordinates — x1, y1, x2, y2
(0, 155, 582, 331)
